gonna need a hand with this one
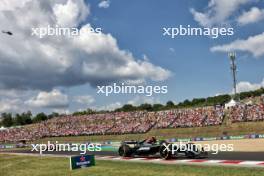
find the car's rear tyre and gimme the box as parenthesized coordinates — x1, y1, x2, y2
(159, 140, 167, 145)
(118, 145, 132, 157)
(186, 151, 196, 159)
(159, 144, 172, 160)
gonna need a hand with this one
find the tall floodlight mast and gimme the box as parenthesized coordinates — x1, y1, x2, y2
(229, 52, 237, 99)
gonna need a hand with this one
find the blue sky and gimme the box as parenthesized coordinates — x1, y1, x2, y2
(70, 0, 264, 110)
(0, 0, 264, 114)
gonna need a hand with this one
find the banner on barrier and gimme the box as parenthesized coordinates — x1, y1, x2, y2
(173, 134, 264, 142)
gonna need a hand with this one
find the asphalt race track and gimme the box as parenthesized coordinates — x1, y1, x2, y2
(3, 150, 264, 161)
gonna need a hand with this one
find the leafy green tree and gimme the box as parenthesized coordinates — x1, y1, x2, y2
(119, 104, 136, 112)
(33, 112, 47, 123)
(1, 113, 13, 127)
(138, 103, 153, 111)
(166, 101, 175, 108)
(14, 111, 32, 126)
(48, 112, 59, 119)
(192, 98, 206, 106)
(153, 104, 164, 111)
(23, 111, 32, 124)
(183, 99, 191, 106)
(14, 114, 23, 125)
(73, 108, 97, 116)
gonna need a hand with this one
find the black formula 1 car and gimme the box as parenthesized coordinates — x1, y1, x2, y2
(118, 140, 208, 159)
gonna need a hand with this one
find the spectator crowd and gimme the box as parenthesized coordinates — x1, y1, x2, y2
(0, 101, 264, 142)
(230, 103, 264, 122)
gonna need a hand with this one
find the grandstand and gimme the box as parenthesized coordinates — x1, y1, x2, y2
(0, 96, 263, 143)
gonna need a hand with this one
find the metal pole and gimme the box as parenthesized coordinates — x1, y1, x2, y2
(229, 52, 237, 99)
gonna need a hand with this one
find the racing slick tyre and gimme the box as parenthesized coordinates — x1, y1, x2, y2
(186, 151, 196, 159)
(159, 140, 167, 145)
(159, 143, 172, 160)
(118, 144, 132, 157)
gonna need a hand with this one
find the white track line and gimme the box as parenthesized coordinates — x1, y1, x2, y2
(96, 156, 264, 168)
(239, 161, 264, 165)
(2, 153, 264, 168)
(205, 160, 223, 163)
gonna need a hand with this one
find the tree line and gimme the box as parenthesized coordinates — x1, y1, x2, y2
(0, 112, 59, 127)
(0, 88, 263, 128)
(114, 88, 264, 112)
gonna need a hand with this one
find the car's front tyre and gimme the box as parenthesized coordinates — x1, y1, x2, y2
(118, 144, 132, 157)
(159, 144, 172, 160)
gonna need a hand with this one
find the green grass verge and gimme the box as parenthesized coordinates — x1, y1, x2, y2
(1, 154, 264, 176)
(36, 121, 264, 143)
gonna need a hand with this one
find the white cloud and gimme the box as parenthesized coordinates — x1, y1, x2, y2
(237, 7, 264, 25)
(25, 89, 69, 108)
(127, 96, 160, 106)
(210, 32, 264, 57)
(53, 0, 89, 27)
(190, 0, 250, 27)
(95, 96, 160, 111)
(0, 89, 29, 98)
(97, 102, 122, 111)
(52, 108, 71, 115)
(0, 0, 31, 11)
(215, 92, 224, 96)
(0, 0, 171, 91)
(0, 98, 23, 113)
(236, 79, 264, 93)
(98, 0, 110, 9)
(73, 95, 94, 105)
(169, 48, 175, 53)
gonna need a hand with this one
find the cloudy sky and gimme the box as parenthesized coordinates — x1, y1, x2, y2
(0, 0, 264, 114)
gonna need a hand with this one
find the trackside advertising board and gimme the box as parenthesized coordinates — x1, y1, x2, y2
(70, 155, 95, 170)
